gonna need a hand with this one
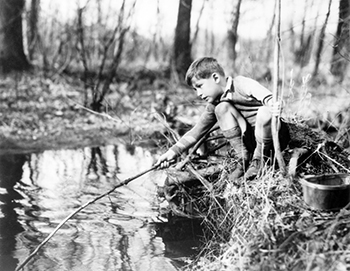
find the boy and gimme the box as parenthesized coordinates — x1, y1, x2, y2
(156, 57, 289, 180)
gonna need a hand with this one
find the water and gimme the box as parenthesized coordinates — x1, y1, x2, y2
(0, 143, 202, 271)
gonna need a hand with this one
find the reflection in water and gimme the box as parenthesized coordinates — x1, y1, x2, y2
(154, 217, 203, 268)
(0, 154, 26, 271)
(0, 143, 202, 271)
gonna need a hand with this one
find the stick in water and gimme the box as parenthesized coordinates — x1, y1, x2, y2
(15, 165, 158, 271)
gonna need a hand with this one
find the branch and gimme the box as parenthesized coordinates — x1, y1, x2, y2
(272, 0, 286, 174)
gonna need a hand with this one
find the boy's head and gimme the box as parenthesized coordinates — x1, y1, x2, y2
(185, 57, 226, 104)
(185, 57, 225, 87)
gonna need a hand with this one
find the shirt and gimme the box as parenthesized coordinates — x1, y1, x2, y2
(170, 75, 273, 155)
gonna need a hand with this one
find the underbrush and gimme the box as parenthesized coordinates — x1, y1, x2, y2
(162, 117, 350, 270)
(183, 168, 350, 271)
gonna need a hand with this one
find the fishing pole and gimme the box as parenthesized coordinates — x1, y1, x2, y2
(15, 164, 159, 271)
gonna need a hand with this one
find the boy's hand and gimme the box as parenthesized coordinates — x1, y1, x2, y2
(155, 150, 177, 169)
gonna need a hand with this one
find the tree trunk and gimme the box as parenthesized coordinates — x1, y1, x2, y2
(227, 0, 242, 69)
(262, 2, 276, 66)
(330, 0, 350, 81)
(294, 0, 315, 67)
(192, 0, 206, 46)
(312, 0, 332, 78)
(0, 0, 30, 73)
(173, 0, 192, 80)
(27, 0, 40, 60)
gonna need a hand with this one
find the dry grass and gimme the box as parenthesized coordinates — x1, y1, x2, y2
(180, 162, 350, 271)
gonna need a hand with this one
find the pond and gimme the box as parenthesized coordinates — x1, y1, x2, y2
(0, 142, 203, 271)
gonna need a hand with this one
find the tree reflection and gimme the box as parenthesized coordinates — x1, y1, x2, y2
(0, 153, 27, 271)
(154, 217, 203, 261)
(87, 147, 108, 177)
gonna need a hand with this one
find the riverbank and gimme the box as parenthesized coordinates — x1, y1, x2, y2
(0, 72, 181, 155)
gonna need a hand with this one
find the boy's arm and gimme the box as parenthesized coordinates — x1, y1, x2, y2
(156, 104, 217, 168)
(234, 76, 284, 116)
(170, 103, 217, 154)
(234, 76, 273, 106)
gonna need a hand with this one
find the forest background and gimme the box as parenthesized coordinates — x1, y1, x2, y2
(0, 0, 349, 153)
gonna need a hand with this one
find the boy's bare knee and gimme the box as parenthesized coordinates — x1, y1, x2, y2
(256, 106, 272, 126)
(215, 102, 236, 119)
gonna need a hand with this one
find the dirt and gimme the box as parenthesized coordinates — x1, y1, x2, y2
(0, 107, 169, 155)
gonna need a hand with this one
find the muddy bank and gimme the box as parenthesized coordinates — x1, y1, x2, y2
(0, 73, 179, 155)
(0, 115, 167, 155)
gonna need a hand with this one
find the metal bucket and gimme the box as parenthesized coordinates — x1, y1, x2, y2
(300, 173, 350, 210)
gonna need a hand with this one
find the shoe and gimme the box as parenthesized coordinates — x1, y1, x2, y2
(244, 158, 261, 180)
(229, 158, 248, 180)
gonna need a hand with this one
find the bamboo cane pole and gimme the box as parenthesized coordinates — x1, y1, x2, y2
(272, 0, 286, 173)
(15, 165, 158, 271)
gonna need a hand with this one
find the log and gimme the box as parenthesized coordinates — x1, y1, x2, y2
(166, 165, 221, 186)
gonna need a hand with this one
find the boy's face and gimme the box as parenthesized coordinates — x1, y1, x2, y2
(191, 73, 224, 104)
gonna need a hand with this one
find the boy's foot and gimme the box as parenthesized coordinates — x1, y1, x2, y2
(244, 158, 261, 180)
(229, 158, 248, 180)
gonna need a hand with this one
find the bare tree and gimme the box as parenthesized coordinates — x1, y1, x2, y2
(0, 0, 30, 73)
(204, 1, 215, 56)
(192, 0, 206, 45)
(330, 0, 350, 81)
(262, 1, 276, 66)
(312, 0, 332, 78)
(294, 0, 315, 67)
(76, 0, 136, 111)
(145, 0, 165, 63)
(173, 0, 192, 80)
(227, 0, 242, 69)
(27, 0, 40, 60)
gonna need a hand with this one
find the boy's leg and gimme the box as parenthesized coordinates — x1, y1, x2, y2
(215, 102, 252, 179)
(245, 106, 273, 180)
(245, 106, 290, 180)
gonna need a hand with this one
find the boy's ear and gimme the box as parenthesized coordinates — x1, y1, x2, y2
(212, 72, 221, 83)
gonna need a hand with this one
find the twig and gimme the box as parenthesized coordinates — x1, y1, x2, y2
(15, 165, 158, 271)
(186, 163, 213, 191)
(319, 144, 339, 173)
(176, 124, 219, 170)
(66, 97, 125, 124)
(74, 99, 121, 121)
(271, 0, 286, 174)
(317, 149, 350, 174)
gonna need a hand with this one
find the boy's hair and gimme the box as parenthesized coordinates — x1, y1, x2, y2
(185, 57, 225, 86)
